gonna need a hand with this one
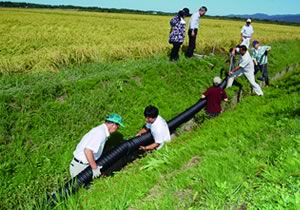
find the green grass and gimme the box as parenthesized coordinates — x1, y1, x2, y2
(62, 64, 300, 210)
(0, 40, 300, 209)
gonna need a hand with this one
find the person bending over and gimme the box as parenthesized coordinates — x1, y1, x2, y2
(227, 45, 263, 96)
(202, 76, 228, 118)
(70, 114, 124, 178)
(185, 6, 208, 58)
(137, 105, 171, 151)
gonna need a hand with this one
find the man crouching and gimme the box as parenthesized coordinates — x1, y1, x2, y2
(137, 105, 171, 151)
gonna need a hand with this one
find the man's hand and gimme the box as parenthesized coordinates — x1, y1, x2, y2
(191, 30, 195, 37)
(92, 165, 103, 179)
(228, 71, 233, 76)
(139, 146, 147, 151)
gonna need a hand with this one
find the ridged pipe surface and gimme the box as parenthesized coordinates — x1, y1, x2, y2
(50, 79, 228, 205)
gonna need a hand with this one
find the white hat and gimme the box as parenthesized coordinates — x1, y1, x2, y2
(213, 76, 222, 85)
(246, 18, 252, 23)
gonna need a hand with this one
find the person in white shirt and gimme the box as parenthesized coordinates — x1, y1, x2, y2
(227, 45, 263, 96)
(137, 105, 171, 151)
(185, 6, 207, 58)
(240, 19, 254, 48)
(70, 113, 125, 178)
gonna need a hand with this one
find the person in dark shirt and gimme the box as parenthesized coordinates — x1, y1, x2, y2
(201, 77, 228, 117)
(169, 8, 190, 61)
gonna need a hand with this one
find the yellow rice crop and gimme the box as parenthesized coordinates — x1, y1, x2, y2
(1, 8, 300, 74)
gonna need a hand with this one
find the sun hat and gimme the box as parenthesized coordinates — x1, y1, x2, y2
(246, 18, 252, 23)
(105, 113, 125, 127)
(213, 76, 222, 85)
(182, 8, 191, 17)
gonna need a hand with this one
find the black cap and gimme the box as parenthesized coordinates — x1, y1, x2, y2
(182, 8, 190, 17)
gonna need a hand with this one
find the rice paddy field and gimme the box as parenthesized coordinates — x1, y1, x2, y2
(1, 8, 300, 74)
(0, 7, 300, 210)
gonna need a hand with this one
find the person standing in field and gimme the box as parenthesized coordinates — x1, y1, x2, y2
(137, 105, 171, 151)
(240, 19, 254, 48)
(169, 8, 190, 61)
(70, 114, 125, 178)
(227, 45, 264, 96)
(252, 40, 272, 86)
(201, 76, 228, 118)
(185, 6, 208, 58)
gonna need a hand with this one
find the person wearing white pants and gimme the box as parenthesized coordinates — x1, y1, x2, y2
(240, 19, 254, 48)
(227, 45, 263, 96)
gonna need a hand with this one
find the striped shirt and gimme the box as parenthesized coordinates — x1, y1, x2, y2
(252, 46, 271, 65)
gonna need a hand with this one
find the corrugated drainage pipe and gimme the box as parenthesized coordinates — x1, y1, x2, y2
(48, 79, 227, 206)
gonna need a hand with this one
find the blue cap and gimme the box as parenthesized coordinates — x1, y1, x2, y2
(252, 40, 259, 47)
(105, 113, 125, 127)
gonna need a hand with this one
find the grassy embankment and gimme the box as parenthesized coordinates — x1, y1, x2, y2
(1, 8, 300, 74)
(61, 63, 300, 210)
(0, 39, 299, 209)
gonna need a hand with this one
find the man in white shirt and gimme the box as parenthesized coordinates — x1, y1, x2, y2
(227, 45, 263, 96)
(185, 6, 207, 58)
(70, 113, 125, 178)
(240, 19, 254, 48)
(137, 105, 171, 151)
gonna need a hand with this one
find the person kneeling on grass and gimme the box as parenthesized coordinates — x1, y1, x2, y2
(137, 105, 171, 151)
(70, 114, 124, 178)
(202, 76, 228, 118)
(252, 40, 272, 86)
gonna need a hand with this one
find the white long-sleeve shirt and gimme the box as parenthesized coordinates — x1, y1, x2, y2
(241, 25, 254, 38)
(239, 51, 255, 73)
(189, 12, 200, 29)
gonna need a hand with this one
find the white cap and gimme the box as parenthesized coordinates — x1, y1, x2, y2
(213, 76, 222, 85)
(246, 18, 252, 23)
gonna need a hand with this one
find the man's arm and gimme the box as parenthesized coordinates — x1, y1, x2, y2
(84, 148, 97, 170)
(230, 65, 241, 75)
(265, 46, 272, 51)
(137, 127, 149, 136)
(240, 27, 244, 40)
(252, 58, 258, 66)
(140, 143, 160, 151)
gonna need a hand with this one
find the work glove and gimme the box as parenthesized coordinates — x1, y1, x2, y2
(264, 51, 268, 56)
(92, 165, 103, 179)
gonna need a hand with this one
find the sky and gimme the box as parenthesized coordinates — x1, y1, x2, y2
(9, 0, 300, 16)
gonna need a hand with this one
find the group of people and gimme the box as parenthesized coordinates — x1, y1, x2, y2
(70, 106, 171, 179)
(169, 6, 207, 61)
(69, 8, 273, 180)
(226, 22, 272, 96)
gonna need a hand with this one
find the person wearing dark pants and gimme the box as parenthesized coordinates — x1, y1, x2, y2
(169, 8, 190, 61)
(186, 28, 198, 57)
(185, 6, 207, 58)
(252, 40, 271, 86)
(170, 43, 182, 61)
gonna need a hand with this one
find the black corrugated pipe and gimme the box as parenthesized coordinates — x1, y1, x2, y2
(48, 78, 228, 206)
